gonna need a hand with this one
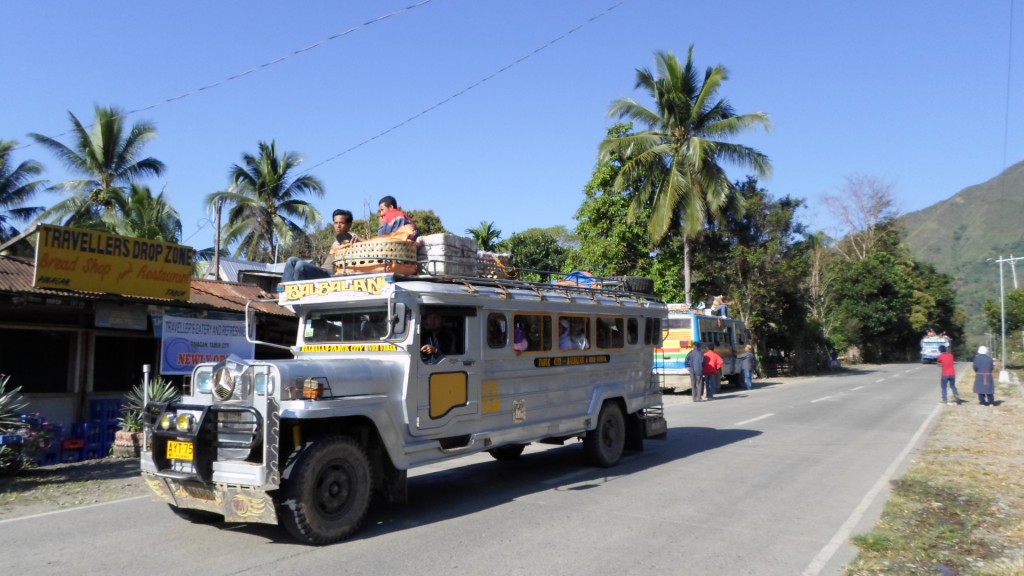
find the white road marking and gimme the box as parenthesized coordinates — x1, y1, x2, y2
(801, 402, 944, 576)
(850, 386, 864, 391)
(810, 396, 834, 403)
(0, 495, 150, 525)
(734, 413, 774, 426)
(874, 378, 886, 383)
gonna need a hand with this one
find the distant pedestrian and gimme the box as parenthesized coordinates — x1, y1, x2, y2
(685, 342, 705, 402)
(736, 344, 756, 390)
(972, 345, 996, 406)
(703, 347, 724, 400)
(936, 345, 961, 405)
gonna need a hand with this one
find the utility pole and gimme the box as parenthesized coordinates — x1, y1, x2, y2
(993, 255, 1024, 383)
(212, 198, 223, 281)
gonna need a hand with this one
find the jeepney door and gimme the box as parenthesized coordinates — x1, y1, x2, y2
(408, 306, 481, 434)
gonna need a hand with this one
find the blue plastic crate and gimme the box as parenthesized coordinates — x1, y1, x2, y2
(0, 434, 25, 446)
(90, 399, 123, 422)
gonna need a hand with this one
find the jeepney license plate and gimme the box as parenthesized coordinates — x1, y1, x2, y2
(167, 440, 194, 461)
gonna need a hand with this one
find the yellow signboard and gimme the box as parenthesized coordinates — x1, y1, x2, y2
(280, 275, 391, 303)
(34, 225, 195, 301)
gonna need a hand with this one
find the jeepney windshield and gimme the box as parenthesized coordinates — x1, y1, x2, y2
(303, 308, 391, 343)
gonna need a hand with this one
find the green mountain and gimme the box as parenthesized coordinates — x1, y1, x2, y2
(900, 159, 1024, 342)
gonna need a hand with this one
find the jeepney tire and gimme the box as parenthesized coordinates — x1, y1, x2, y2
(278, 436, 373, 546)
(583, 402, 626, 468)
(168, 504, 221, 524)
(488, 443, 526, 461)
(607, 275, 655, 294)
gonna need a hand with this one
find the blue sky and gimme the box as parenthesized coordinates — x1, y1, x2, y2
(3, 1, 1021, 252)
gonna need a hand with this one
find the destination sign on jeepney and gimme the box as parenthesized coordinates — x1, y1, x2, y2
(279, 274, 393, 304)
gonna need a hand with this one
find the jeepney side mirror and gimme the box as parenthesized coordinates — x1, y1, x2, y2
(392, 303, 407, 335)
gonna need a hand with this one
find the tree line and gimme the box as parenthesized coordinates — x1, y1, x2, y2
(0, 47, 969, 369)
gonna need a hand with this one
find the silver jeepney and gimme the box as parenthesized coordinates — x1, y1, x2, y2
(141, 272, 667, 544)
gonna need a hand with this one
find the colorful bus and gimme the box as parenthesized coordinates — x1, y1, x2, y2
(654, 304, 752, 391)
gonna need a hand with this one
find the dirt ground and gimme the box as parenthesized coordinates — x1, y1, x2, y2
(0, 456, 150, 520)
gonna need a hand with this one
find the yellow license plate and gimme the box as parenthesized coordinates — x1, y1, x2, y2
(167, 440, 194, 461)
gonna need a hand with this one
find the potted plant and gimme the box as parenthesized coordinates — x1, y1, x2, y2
(113, 377, 180, 458)
(0, 374, 29, 476)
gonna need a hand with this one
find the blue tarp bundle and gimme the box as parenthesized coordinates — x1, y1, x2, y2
(553, 270, 599, 286)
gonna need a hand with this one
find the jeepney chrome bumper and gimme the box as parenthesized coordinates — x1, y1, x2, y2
(142, 470, 279, 525)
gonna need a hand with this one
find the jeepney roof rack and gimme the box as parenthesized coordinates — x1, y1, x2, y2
(404, 263, 661, 303)
(324, 250, 661, 303)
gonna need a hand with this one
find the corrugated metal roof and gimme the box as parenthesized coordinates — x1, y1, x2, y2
(0, 255, 292, 317)
(196, 257, 286, 282)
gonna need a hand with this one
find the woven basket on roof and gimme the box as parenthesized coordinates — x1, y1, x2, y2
(333, 239, 419, 275)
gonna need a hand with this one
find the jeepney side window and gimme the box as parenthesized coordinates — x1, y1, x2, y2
(487, 313, 507, 349)
(644, 318, 653, 345)
(419, 310, 466, 357)
(626, 317, 638, 345)
(597, 316, 624, 349)
(514, 314, 551, 352)
(559, 316, 590, 351)
(652, 318, 662, 346)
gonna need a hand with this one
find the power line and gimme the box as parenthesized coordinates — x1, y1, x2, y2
(299, 1, 628, 175)
(14, 0, 434, 153)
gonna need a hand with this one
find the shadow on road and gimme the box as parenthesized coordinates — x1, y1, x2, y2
(224, 424, 761, 545)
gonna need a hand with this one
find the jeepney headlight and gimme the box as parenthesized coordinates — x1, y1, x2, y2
(160, 413, 173, 431)
(254, 372, 271, 395)
(195, 370, 213, 394)
(176, 413, 195, 432)
(213, 366, 236, 400)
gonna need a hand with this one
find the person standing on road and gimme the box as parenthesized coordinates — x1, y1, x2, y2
(736, 344, 756, 390)
(685, 342, 705, 402)
(703, 346, 724, 400)
(972, 345, 996, 406)
(936, 345, 961, 405)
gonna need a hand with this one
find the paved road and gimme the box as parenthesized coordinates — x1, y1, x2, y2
(0, 363, 943, 576)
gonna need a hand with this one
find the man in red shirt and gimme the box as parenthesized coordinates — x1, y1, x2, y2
(936, 345, 961, 405)
(702, 347, 724, 400)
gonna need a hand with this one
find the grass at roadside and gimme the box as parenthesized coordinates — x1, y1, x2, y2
(846, 370, 1024, 575)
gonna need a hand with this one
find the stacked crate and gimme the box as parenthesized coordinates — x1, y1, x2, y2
(417, 234, 480, 277)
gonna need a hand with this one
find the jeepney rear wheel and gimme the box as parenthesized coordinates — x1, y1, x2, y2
(488, 443, 526, 461)
(278, 436, 373, 545)
(583, 402, 625, 467)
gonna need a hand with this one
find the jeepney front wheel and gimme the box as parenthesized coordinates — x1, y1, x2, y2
(278, 436, 373, 545)
(583, 402, 625, 468)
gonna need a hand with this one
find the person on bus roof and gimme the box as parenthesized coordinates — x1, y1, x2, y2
(710, 294, 730, 318)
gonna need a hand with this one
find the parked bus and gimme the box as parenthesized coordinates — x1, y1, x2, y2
(654, 303, 752, 392)
(140, 259, 667, 544)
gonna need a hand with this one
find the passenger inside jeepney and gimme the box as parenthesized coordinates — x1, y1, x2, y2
(420, 312, 459, 364)
(559, 317, 589, 351)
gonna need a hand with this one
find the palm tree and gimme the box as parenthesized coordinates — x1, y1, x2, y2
(206, 141, 323, 262)
(600, 47, 772, 305)
(30, 105, 165, 228)
(466, 220, 502, 251)
(0, 140, 46, 244)
(102, 184, 182, 242)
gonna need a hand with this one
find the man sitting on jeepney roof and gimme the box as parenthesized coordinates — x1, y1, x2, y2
(378, 195, 418, 239)
(283, 209, 363, 281)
